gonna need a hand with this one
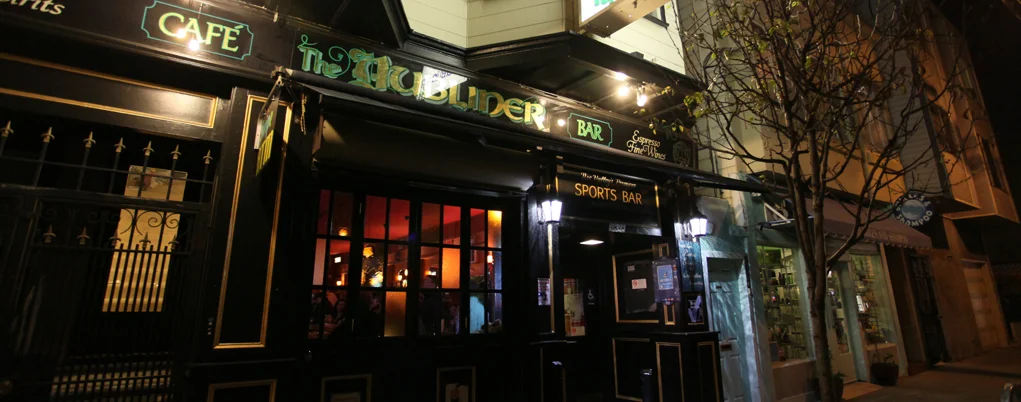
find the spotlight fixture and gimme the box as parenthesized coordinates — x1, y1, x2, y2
(580, 239, 604, 246)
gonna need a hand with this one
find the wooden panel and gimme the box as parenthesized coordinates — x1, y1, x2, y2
(405, 0, 468, 47)
(612, 338, 652, 402)
(208, 380, 276, 402)
(656, 343, 684, 402)
(212, 94, 292, 347)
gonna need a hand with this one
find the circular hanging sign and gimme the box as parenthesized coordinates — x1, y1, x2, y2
(894, 192, 934, 227)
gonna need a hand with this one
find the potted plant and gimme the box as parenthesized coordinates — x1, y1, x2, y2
(870, 353, 899, 386)
(811, 372, 846, 401)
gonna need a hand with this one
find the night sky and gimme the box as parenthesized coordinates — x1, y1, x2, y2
(936, 0, 1021, 262)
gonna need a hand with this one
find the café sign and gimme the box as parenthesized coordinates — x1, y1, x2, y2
(556, 167, 660, 228)
(141, 0, 254, 60)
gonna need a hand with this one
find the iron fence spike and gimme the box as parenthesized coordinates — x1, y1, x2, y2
(42, 225, 56, 244)
(77, 227, 91, 245)
(84, 132, 96, 148)
(1, 121, 11, 138)
(144, 141, 154, 156)
(171, 144, 182, 160)
(114, 138, 126, 153)
(41, 127, 54, 143)
(203, 150, 213, 164)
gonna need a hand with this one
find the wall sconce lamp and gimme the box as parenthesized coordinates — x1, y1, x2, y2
(540, 197, 563, 224)
(687, 209, 710, 237)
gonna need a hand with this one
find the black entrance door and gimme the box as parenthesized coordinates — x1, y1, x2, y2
(908, 255, 948, 366)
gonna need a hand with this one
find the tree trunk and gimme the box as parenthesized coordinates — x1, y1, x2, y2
(808, 262, 835, 402)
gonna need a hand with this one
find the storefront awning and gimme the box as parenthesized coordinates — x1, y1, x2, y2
(821, 199, 932, 249)
(765, 199, 932, 249)
(277, 68, 767, 194)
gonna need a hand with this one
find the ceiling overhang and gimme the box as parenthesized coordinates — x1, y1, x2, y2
(580, 0, 673, 37)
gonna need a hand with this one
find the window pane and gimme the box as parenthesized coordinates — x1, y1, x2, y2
(389, 198, 411, 241)
(331, 192, 354, 236)
(313, 239, 326, 286)
(387, 245, 409, 288)
(325, 289, 350, 339)
(357, 291, 383, 337)
(487, 210, 502, 248)
(419, 291, 460, 335)
(328, 240, 350, 287)
(565, 279, 584, 337)
(365, 196, 387, 239)
(421, 247, 440, 289)
(317, 190, 330, 235)
(441, 248, 461, 289)
(470, 250, 486, 290)
(384, 292, 406, 337)
(488, 251, 502, 290)
(361, 243, 384, 288)
(422, 203, 441, 244)
(469, 293, 485, 334)
(443, 205, 461, 245)
(309, 289, 326, 339)
(488, 293, 504, 334)
(470, 208, 485, 247)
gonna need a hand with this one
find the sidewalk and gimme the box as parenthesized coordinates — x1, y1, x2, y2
(846, 347, 1021, 402)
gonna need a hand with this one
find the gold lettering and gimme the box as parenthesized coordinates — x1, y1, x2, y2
(158, 12, 185, 37)
(574, 183, 584, 197)
(222, 26, 241, 52)
(505, 98, 524, 122)
(388, 66, 423, 96)
(183, 18, 203, 42)
(448, 83, 468, 111)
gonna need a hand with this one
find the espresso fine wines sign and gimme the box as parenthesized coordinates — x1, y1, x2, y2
(556, 167, 660, 228)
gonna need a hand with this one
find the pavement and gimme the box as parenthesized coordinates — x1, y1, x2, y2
(845, 346, 1021, 402)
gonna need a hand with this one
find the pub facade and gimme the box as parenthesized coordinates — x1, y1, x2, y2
(0, 1, 765, 401)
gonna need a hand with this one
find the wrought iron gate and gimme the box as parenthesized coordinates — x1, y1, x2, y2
(908, 254, 948, 366)
(0, 116, 218, 401)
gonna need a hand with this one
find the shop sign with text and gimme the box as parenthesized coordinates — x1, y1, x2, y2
(294, 33, 548, 130)
(141, 1, 254, 60)
(556, 167, 659, 228)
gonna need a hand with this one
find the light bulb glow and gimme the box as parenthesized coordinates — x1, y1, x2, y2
(333, 256, 342, 264)
(617, 85, 630, 97)
(557, 119, 566, 127)
(636, 93, 648, 107)
(175, 28, 186, 38)
(688, 216, 709, 237)
(187, 39, 201, 51)
(580, 239, 604, 245)
(613, 71, 627, 81)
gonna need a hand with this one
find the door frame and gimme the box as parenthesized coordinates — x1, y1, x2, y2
(702, 250, 763, 402)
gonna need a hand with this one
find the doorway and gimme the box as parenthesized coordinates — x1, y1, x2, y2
(908, 255, 947, 366)
(707, 256, 752, 402)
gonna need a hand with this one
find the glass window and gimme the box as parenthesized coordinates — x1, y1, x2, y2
(851, 255, 896, 345)
(758, 246, 809, 362)
(310, 192, 504, 341)
(981, 138, 1005, 189)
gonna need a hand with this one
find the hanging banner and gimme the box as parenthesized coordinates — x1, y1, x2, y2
(555, 166, 660, 228)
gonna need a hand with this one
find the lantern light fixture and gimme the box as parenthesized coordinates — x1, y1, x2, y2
(541, 198, 563, 224)
(687, 208, 709, 237)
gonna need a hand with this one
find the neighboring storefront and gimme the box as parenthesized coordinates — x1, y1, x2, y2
(0, 1, 769, 401)
(735, 187, 930, 402)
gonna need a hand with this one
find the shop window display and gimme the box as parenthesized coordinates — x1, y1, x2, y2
(758, 246, 808, 362)
(826, 271, 850, 354)
(851, 255, 895, 344)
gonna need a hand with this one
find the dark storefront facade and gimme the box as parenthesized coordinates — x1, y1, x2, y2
(0, 1, 764, 401)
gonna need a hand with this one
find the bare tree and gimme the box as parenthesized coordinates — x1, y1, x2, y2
(665, 0, 976, 400)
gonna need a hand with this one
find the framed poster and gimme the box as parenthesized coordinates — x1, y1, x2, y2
(684, 292, 705, 326)
(613, 249, 659, 322)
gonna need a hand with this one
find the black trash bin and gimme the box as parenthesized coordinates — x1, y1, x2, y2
(640, 369, 655, 402)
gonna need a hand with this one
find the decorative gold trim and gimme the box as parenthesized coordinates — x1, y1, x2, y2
(656, 342, 684, 402)
(612, 338, 647, 402)
(698, 341, 721, 402)
(320, 374, 372, 402)
(664, 304, 676, 326)
(0, 88, 216, 129)
(436, 366, 476, 402)
(612, 248, 659, 323)
(0, 54, 217, 128)
(213, 95, 293, 349)
(207, 379, 277, 402)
